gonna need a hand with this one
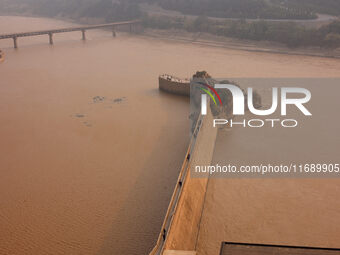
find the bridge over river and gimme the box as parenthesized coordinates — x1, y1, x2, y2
(0, 20, 140, 48)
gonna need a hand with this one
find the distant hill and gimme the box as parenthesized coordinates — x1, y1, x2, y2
(1, 0, 339, 21)
(0, 0, 141, 22)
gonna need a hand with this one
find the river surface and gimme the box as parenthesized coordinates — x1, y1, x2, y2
(1, 16, 340, 255)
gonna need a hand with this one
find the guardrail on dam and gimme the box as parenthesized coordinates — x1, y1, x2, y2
(0, 20, 141, 48)
(151, 80, 217, 255)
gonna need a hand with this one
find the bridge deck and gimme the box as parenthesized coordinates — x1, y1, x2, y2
(0, 20, 140, 39)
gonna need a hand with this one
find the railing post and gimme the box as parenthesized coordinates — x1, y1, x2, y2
(48, 33, 53, 45)
(129, 24, 132, 33)
(112, 26, 116, 37)
(82, 29, 86, 40)
(13, 36, 18, 49)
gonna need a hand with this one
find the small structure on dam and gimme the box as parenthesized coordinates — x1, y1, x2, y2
(158, 71, 213, 97)
(159, 74, 190, 96)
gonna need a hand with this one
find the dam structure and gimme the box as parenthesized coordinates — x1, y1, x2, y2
(0, 20, 140, 48)
(153, 74, 218, 255)
(154, 75, 340, 255)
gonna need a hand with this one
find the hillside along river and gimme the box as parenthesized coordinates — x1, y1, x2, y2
(0, 16, 340, 255)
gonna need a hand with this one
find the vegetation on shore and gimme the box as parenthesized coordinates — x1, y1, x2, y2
(158, 0, 317, 20)
(272, 0, 340, 17)
(144, 15, 340, 48)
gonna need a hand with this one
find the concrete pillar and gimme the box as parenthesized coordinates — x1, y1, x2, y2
(48, 33, 53, 45)
(82, 30, 86, 40)
(13, 36, 18, 49)
(112, 26, 116, 37)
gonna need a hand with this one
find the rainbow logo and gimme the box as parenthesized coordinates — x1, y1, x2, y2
(197, 81, 223, 106)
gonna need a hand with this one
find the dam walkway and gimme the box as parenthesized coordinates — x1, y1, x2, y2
(0, 20, 141, 48)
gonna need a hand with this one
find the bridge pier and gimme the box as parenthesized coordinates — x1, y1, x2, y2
(13, 36, 17, 49)
(112, 26, 116, 37)
(82, 29, 86, 40)
(48, 33, 53, 45)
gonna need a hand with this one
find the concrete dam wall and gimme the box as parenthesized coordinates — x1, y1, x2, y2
(151, 78, 217, 255)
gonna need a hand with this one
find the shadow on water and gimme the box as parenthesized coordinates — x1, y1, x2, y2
(97, 92, 189, 255)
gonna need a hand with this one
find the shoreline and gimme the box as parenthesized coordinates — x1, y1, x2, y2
(141, 28, 340, 59)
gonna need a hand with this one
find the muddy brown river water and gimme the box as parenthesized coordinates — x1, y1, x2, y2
(0, 16, 340, 255)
